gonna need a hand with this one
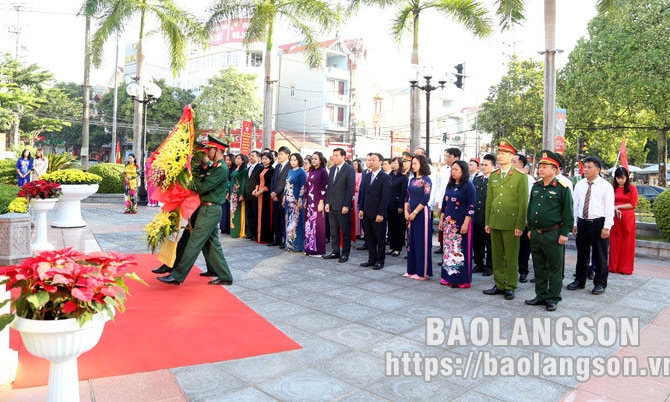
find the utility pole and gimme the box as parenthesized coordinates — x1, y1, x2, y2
(8, 3, 25, 60)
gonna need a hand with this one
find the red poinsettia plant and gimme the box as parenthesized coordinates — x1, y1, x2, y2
(18, 180, 62, 200)
(0, 248, 146, 332)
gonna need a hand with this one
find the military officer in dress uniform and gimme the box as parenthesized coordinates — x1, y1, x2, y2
(524, 151, 573, 311)
(483, 139, 528, 301)
(157, 134, 234, 286)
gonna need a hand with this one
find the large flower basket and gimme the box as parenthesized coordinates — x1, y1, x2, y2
(11, 312, 111, 402)
(51, 184, 99, 228)
(30, 198, 58, 251)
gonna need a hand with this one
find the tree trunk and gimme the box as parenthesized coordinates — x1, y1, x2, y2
(542, 0, 557, 152)
(81, 16, 91, 170)
(658, 128, 667, 187)
(10, 120, 19, 147)
(262, 20, 274, 149)
(409, 12, 421, 155)
(132, 10, 147, 161)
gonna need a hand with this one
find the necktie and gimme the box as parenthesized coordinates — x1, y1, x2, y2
(583, 181, 593, 219)
(370, 172, 375, 185)
(276, 163, 282, 173)
(334, 166, 339, 181)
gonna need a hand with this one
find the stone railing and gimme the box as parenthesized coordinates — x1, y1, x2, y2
(0, 213, 27, 385)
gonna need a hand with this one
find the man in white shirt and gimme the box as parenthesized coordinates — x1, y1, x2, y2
(430, 147, 461, 254)
(567, 156, 615, 295)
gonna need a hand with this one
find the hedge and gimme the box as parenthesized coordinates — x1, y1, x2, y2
(88, 163, 124, 194)
(653, 188, 670, 241)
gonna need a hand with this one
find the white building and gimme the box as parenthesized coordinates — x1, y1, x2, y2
(173, 19, 266, 99)
(275, 38, 362, 151)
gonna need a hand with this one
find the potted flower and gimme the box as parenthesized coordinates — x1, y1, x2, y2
(0, 248, 144, 401)
(18, 180, 63, 201)
(38, 169, 103, 228)
(18, 180, 63, 250)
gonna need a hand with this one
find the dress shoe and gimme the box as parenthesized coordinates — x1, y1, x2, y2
(482, 269, 493, 277)
(567, 280, 585, 290)
(360, 262, 375, 267)
(434, 248, 443, 254)
(356, 245, 368, 250)
(267, 241, 281, 247)
(525, 297, 546, 306)
(323, 252, 340, 260)
(483, 285, 504, 295)
(338, 255, 349, 263)
(504, 290, 515, 300)
(373, 263, 384, 270)
(519, 274, 528, 283)
(199, 271, 217, 277)
(472, 265, 484, 273)
(588, 271, 595, 280)
(592, 285, 605, 295)
(530, 278, 536, 283)
(208, 278, 233, 285)
(279, 245, 286, 249)
(157, 275, 180, 286)
(546, 302, 557, 311)
(152, 265, 172, 274)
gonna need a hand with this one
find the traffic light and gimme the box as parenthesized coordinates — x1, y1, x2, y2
(578, 138, 586, 159)
(454, 63, 464, 89)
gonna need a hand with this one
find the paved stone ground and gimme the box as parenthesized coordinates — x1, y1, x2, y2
(2, 203, 669, 401)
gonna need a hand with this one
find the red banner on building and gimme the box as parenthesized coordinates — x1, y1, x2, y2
(240, 121, 253, 155)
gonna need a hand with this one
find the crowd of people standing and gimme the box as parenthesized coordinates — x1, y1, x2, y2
(148, 138, 639, 313)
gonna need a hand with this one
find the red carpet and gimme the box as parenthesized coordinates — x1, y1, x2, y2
(9, 254, 301, 388)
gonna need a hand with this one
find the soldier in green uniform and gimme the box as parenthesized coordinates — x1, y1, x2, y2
(483, 139, 528, 300)
(525, 150, 573, 311)
(158, 134, 234, 286)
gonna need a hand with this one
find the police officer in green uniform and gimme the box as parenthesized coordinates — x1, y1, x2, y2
(158, 134, 233, 286)
(524, 150, 573, 311)
(483, 139, 528, 300)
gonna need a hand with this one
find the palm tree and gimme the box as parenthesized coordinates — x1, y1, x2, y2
(205, 0, 341, 149)
(83, 0, 206, 160)
(350, 0, 525, 155)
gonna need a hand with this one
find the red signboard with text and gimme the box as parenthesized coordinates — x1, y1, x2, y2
(208, 19, 250, 46)
(240, 121, 253, 155)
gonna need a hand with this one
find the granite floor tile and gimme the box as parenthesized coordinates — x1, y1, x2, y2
(257, 368, 356, 401)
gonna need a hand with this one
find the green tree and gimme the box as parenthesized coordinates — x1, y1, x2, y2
(0, 55, 54, 147)
(477, 57, 544, 164)
(85, 0, 207, 161)
(206, 0, 341, 149)
(557, 0, 670, 184)
(193, 67, 262, 135)
(21, 87, 81, 146)
(350, 0, 525, 153)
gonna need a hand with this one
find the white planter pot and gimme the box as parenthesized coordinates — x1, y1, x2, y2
(51, 184, 99, 228)
(30, 198, 58, 251)
(11, 312, 111, 402)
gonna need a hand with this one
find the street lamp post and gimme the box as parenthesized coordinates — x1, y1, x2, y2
(410, 76, 446, 158)
(126, 81, 162, 206)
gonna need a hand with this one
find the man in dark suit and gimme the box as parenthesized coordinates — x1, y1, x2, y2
(269, 146, 291, 247)
(245, 150, 263, 239)
(323, 148, 355, 263)
(472, 154, 495, 276)
(358, 153, 391, 269)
